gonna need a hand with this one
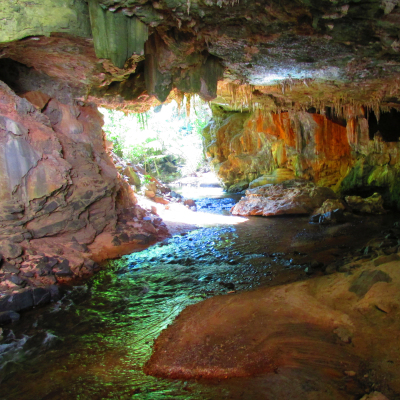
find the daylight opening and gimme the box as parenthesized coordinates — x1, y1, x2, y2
(100, 96, 246, 226)
(101, 96, 212, 185)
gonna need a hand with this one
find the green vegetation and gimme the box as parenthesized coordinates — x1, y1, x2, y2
(101, 96, 211, 183)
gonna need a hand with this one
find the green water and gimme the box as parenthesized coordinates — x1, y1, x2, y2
(0, 199, 396, 400)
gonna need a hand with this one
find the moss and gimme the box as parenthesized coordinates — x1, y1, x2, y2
(389, 181, 400, 210)
(88, 0, 148, 68)
(0, 0, 91, 44)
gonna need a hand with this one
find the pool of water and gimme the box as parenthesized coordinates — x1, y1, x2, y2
(0, 196, 397, 399)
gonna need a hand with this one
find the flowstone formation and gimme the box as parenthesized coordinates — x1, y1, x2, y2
(204, 106, 400, 208)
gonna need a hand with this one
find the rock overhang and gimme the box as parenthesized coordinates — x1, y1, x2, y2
(1, 0, 400, 111)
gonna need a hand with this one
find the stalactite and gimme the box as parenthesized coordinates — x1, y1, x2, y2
(88, 0, 148, 69)
(185, 93, 192, 117)
(144, 34, 173, 103)
(199, 56, 225, 101)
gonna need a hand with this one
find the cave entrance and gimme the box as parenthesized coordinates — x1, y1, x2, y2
(100, 95, 216, 188)
(368, 108, 400, 142)
(101, 98, 248, 226)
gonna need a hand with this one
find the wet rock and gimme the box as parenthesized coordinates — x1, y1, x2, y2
(1, 262, 20, 274)
(227, 181, 249, 193)
(9, 274, 24, 286)
(170, 191, 181, 199)
(0, 241, 23, 259)
(0, 310, 20, 323)
(0, 288, 34, 312)
(373, 253, 400, 267)
(325, 264, 338, 275)
(232, 179, 336, 217)
(52, 260, 73, 277)
(345, 193, 385, 214)
(310, 208, 347, 225)
(311, 199, 348, 224)
(360, 392, 389, 400)
(154, 196, 169, 205)
(333, 326, 353, 343)
(219, 281, 235, 290)
(32, 287, 51, 306)
(145, 190, 156, 198)
(184, 199, 196, 208)
(349, 270, 392, 298)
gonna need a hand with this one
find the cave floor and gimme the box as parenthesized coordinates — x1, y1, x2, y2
(0, 196, 398, 399)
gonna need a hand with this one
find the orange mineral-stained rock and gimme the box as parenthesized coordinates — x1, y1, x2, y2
(206, 108, 381, 195)
(145, 256, 400, 396)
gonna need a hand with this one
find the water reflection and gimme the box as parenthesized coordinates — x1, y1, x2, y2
(0, 197, 396, 399)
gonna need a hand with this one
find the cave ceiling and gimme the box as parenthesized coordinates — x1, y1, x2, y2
(1, 0, 400, 112)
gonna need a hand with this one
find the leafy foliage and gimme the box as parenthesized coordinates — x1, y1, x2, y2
(101, 96, 211, 182)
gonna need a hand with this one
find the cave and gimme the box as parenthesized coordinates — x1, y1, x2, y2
(1, 1, 400, 399)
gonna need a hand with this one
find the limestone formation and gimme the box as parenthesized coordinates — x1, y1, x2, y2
(205, 108, 400, 209)
(88, 0, 148, 69)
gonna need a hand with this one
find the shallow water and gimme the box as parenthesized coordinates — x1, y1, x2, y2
(0, 196, 397, 400)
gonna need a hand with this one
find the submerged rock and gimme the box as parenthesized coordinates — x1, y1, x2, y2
(144, 252, 400, 398)
(231, 179, 336, 217)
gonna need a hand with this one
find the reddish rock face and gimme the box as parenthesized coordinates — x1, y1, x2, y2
(205, 107, 400, 207)
(0, 81, 168, 310)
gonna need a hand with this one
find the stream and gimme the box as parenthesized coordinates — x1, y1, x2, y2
(0, 193, 397, 400)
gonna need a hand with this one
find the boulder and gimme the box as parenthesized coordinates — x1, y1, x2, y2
(0, 241, 23, 259)
(313, 199, 346, 215)
(310, 199, 347, 224)
(184, 199, 196, 207)
(227, 181, 249, 193)
(0, 310, 20, 323)
(145, 190, 156, 198)
(231, 179, 336, 217)
(123, 166, 141, 188)
(345, 193, 385, 214)
(154, 196, 169, 205)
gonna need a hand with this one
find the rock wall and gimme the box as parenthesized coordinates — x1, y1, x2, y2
(0, 0, 91, 43)
(0, 80, 168, 313)
(204, 107, 400, 207)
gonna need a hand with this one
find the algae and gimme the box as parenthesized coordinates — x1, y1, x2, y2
(88, 0, 148, 68)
